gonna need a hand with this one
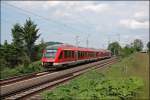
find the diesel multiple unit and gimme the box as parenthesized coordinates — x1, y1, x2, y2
(41, 44, 112, 67)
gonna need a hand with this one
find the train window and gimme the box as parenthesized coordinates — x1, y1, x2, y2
(67, 51, 70, 58)
(67, 51, 69, 58)
(59, 51, 63, 59)
(72, 51, 74, 58)
(64, 50, 71, 58)
(83, 51, 85, 57)
(70, 51, 72, 58)
(86, 52, 87, 57)
(44, 49, 57, 58)
(78, 51, 81, 58)
(82, 52, 83, 57)
(83, 52, 84, 57)
(69, 51, 71, 58)
(86, 52, 88, 57)
(64, 50, 67, 58)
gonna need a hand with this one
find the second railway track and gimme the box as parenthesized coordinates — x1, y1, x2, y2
(1, 57, 118, 100)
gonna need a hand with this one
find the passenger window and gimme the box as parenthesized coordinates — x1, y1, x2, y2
(64, 50, 68, 58)
(78, 51, 80, 58)
(68, 51, 71, 58)
(72, 51, 74, 58)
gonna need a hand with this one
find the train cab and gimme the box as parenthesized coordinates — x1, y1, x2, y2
(41, 45, 60, 67)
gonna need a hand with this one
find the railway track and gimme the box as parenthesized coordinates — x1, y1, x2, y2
(0, 71, 50, 86)
(1, 57, 118, 100)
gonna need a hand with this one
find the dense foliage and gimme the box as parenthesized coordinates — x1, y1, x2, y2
(108, 42, 121, 55)
(43, 71, 143, 100)
(1, 61, 44, 79)
(133, 39, 143, 52)
(107, 39, 144, 57)
(0, 18, 45, 69)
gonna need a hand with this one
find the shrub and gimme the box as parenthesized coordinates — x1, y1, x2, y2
(43, 71, 143, 100)
(1, 61, 43, 79)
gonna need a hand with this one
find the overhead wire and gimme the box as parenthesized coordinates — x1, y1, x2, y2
(3, 2, 101, 47)
(4, 2, 84, 34)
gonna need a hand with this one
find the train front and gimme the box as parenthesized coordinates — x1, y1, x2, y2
(41, 47, 57, 67)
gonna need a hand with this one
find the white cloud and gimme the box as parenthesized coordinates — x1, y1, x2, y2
(134, 11, 148, 18)
(134, 11, 149, 22)
(80, 4, 110, 13)
(53, 10, 71, 17)
(6, 1, 111, 13)
(42, 1, 61, 10)
(120, 19, 149, 29)
(5, 1, 62, 11)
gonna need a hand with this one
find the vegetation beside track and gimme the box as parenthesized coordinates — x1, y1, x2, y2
(43, 53, 149, 100)
(0, 61, 44, 79)
(101, 52, 149, 99)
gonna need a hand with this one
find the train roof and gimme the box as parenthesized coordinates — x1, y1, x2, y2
(46, 44, 64, 50)
(46, 44, 111, 52)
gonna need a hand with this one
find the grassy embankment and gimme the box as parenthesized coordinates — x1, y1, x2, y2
(101, 52, 149, 99)
(0, 61, 44, 79)
(43, 53, 149, 100)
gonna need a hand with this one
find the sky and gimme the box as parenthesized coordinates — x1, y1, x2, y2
(1, 1, 149, 49)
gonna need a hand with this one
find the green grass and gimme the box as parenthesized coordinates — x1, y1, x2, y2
(100, 53, 149, 99)
(0, 61, 44, 79)
(42, 53, 149, 100)
(43, 71, 144, 100)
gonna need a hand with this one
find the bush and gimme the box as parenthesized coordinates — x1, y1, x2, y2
(1, 61, 43, 79)
(43, 71, 143, 100)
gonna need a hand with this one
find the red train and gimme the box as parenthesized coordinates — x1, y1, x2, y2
(41, 44, 112, 67)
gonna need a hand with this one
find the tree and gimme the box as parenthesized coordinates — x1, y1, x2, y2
(120, 44, 136, 57)
(147, 41, 150, 50)
(133, 39, 143, 51)
(0, 41, 20, 67)
(108, 42, 121, 55)
(11, 23, 26, 64)
(34, 38, 46, 61)
(11, 23, 23, 48)
(0, 18, 41, 68)
(22, 18, 40, 62)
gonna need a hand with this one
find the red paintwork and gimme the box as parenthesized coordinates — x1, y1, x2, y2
(41, 44, 111, 65)
(41, 57, 54, 63)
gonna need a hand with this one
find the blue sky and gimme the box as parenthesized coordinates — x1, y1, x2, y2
(1, 1, 149, 49)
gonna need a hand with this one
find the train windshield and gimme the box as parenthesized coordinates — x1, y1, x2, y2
(44, 49, 57, 58)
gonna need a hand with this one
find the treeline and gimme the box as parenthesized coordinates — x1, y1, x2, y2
(107, 39, 149, 57)
(0, 18, 46, 69)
